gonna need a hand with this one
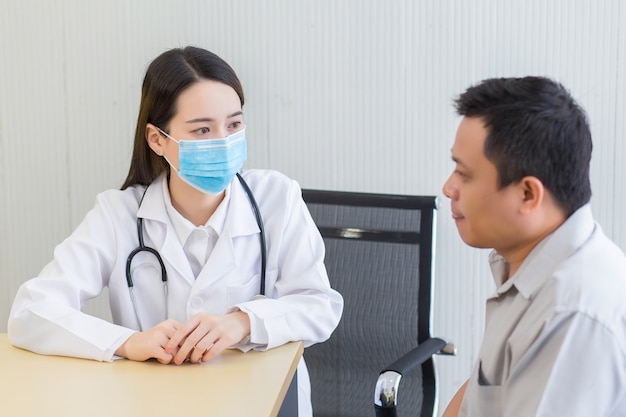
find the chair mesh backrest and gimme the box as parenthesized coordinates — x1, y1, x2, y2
(302, 190, 438, 417)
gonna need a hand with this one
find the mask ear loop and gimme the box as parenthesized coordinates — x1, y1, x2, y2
(156, 127, 179, 143)
(155, 127, 180, 173)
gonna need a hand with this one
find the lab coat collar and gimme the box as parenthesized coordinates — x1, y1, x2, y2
(136, 173, 169, 224)
(134, 172, 262, 286)
(163, 176, 229, 246)
(194, 172, 262, 286)
(137, 172, 260, 238)
(136, 173, 194, 281)
(226, 172, 262, 238)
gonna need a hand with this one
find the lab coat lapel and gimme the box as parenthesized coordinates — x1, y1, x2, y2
(137, 174, 195, 284)
(195, 230, 237, 285)
(195, 178, 261, 286)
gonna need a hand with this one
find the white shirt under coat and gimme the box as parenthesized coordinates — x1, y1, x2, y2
(8, 169, 344, 417)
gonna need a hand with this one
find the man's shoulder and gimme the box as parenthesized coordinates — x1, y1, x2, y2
(559, 222, 626, 281)
(547, 226, 626, 330)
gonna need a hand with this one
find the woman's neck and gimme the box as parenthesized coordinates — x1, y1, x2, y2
(168, 173, 224, 226)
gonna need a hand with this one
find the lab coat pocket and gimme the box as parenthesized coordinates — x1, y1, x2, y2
(226, 269, 278, 305)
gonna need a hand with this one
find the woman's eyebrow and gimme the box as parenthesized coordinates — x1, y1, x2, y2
(185, 111, 244, 124)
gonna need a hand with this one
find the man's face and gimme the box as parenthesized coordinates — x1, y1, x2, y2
(442, 117, 522, 251)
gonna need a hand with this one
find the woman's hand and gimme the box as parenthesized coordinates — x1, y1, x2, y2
(115, 319, 182, 364)
(165, 311, 251, 365)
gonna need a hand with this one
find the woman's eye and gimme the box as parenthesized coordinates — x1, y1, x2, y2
(195, 127, 210, 135)
(229, 121, 242, 129)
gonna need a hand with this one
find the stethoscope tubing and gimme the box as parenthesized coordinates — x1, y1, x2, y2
(125, 174, 266, 330)
(126, 216, 169, 330)
(235, 172, 267, 296)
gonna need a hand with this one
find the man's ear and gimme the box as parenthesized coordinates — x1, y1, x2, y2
(146, 123, 164, 156)
(519, 176, 545, 214)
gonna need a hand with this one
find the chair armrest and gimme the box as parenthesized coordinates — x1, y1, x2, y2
(374, 337, 456, 417)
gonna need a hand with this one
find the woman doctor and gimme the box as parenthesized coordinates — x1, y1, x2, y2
(8, 46, 343, 417)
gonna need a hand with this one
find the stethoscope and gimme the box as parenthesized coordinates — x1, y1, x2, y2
(125, 173, 267, 330)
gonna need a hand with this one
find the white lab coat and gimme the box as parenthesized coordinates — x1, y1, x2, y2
(8, 169, 343, 417)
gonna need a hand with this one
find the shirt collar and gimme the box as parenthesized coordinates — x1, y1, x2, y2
(489, 204, 596, 299)
(161, 176, 230, 246)
(136, 171, 260, 239)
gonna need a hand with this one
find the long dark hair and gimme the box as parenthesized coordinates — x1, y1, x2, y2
(121, 46, 244, 189)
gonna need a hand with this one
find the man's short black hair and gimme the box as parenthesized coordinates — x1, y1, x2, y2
(455, 76, 593, 216)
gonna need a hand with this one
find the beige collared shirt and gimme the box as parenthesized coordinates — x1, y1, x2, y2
(460, 205, 626, 417)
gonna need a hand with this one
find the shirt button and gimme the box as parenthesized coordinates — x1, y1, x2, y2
(190, 297, 203, 309)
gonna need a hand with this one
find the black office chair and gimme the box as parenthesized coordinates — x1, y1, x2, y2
(302, 189, 455, 417)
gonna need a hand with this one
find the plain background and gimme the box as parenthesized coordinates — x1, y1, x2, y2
(1, 1, 625, 415)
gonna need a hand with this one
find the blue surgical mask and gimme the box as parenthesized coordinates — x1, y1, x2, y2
(158, 127, 247, 194)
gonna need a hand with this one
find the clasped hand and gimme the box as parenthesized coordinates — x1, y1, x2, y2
(115, 311, 251, 365)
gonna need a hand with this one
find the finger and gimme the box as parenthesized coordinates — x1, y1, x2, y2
(165, 318, 198, 354)
(173, 334, 200, 364)
(177, 329, 216, 365)
(173, 322, 209, 364)
(153, 333, 177, 364)
(190, 342, 214, 364)
(163, 319, 182, 338)
(185, 323, 219, 364)
(148, 336, 174, 364)
(159, 321, 182, 355)
(155, 350, 175, 364)
(200, 338, 228, 363)
(164, 343, 180, 359)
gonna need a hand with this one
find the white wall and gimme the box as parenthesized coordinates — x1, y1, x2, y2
(1, 1, 625, 415)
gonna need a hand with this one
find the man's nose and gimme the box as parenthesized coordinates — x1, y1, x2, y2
(442, 175, 457, 199)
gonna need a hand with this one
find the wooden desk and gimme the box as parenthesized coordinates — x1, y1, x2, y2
(0, 334, 303, 417)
